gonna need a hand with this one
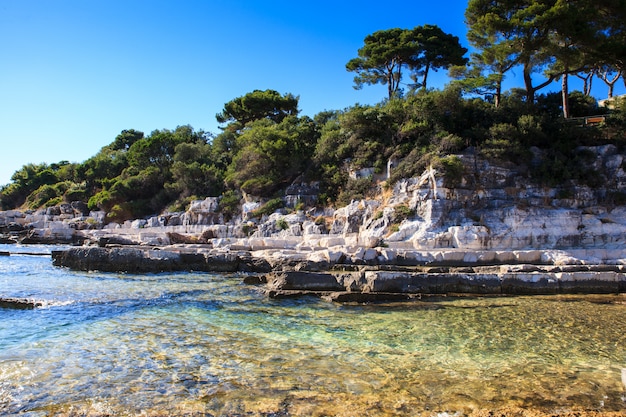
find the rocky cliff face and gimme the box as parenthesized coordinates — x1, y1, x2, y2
(255, 144, 626, 253)
(375, 145, 626, 251)
(2, 145, 626, 253)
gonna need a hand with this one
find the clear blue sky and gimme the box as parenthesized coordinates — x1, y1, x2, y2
(0, 0, 622, 186)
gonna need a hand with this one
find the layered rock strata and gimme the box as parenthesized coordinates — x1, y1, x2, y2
(264, 267, 626, 301)
(11, 145, 626, 300)
(51, 246, 626, 300)
(51, 246, 271, 273)
(5, 145, 626, 251)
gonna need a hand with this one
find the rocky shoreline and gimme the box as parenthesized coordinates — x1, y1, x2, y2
(49, 245, 626, 301)
(4, 146, 626, 301)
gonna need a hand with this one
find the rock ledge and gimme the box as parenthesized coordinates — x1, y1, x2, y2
(51, 246, 626, 300)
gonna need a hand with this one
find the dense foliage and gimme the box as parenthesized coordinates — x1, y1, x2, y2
(346, 25, 468, 98)
(2, 1, 626, 221)
(2, 87, 624, 220)
(463, 0, 626, 115)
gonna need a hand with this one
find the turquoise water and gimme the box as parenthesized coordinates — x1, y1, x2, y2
(1, 244, 625, 416)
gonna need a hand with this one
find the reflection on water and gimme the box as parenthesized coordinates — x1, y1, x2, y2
(0, 245, 625, 416)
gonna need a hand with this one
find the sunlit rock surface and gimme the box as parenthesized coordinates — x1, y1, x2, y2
(10, 146, 626, 298)
(4, 146, 626, 251)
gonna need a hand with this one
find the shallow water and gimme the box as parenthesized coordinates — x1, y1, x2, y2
(0, 244, 625, 416)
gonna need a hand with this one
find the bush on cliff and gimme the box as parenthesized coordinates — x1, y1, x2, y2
(2, 89, 625, 218)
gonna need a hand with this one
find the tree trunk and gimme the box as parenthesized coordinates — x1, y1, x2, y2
(386, 60, 399, 99)
(495, 80, 502, 108)
(386, 66, 394, 99)
(600, 70, 620, 99)
(523, 64, 535, 104)
(524, 62, 559, 105)
(587, 74, 593, 96)
(562, 73, 570, 119)
(422, 62, 431, 90)
(574, 70, 594, 96)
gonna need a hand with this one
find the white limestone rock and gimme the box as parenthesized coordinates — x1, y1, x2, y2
(131, 219, 147, 229)
(189, 197, 219, 213)
(449, 225, 490, 250)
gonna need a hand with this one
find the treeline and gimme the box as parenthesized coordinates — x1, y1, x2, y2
(2, 0, 626, 220)
(2, 87, 625, 222)
(347, 1, 626, 115)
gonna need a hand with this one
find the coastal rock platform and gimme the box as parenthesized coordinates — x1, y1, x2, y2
(51, 245, 626, 300)
(264, 266, 626, 301)
(13, 145, 626, 301)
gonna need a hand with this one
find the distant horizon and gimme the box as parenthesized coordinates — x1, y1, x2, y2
(1, 0, 623, 186)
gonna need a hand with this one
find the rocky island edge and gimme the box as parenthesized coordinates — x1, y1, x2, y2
(3, 146, 626, 302)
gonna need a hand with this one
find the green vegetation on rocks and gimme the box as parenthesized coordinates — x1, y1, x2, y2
(2, 1, 626, 221)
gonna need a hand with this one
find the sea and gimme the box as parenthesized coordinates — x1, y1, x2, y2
(0, 244, 625, 416)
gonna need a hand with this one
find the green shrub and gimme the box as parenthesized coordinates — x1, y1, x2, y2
(336, 177, 374, 207)
(45, 196, 64, 207)
(294, 200, 305, 212)
(392, 204, 414, 223)
(63, 182, 88, 202)
(480, 123, 524, 161)
(167, 195, 199, 213)
(437, 155, 465, 188)
(106, 203, 132, 223)
(533, 146, 607, 188)
(387, 148, 431, 185)
(241, 177, 275, 196)
(606, 191, 626, 206)
(218, 190, 241, 221)
(276, 218, 289, 230)
(432, 133, 464, 154)
(241, 223, 256, 236)
(252, 198, 284, 217)
(88, 190, 113, 211)
(556, 188, 573, 199)
(26, 184, 60, 209)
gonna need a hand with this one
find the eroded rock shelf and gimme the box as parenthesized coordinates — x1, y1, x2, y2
(9, 145, 626, 300)
(51, 246, 626, 300)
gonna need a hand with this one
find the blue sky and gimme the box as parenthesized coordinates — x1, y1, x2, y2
(0, 0, 623, 186)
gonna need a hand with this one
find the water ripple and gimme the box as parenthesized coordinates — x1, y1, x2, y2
(1, 248, 626, 415)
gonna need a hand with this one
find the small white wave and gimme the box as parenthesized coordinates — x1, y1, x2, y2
(43, 299, 76, 308)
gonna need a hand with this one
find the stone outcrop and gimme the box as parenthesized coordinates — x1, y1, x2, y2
(10, 146, 626, 300)
(0, 204, 99, 245)
(51, 246, 271, 273)
(371, 145, 626, 251)
(51, 245, 626, 299)
(263, 265, 626, 301)
(5, 146, 626, 251)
